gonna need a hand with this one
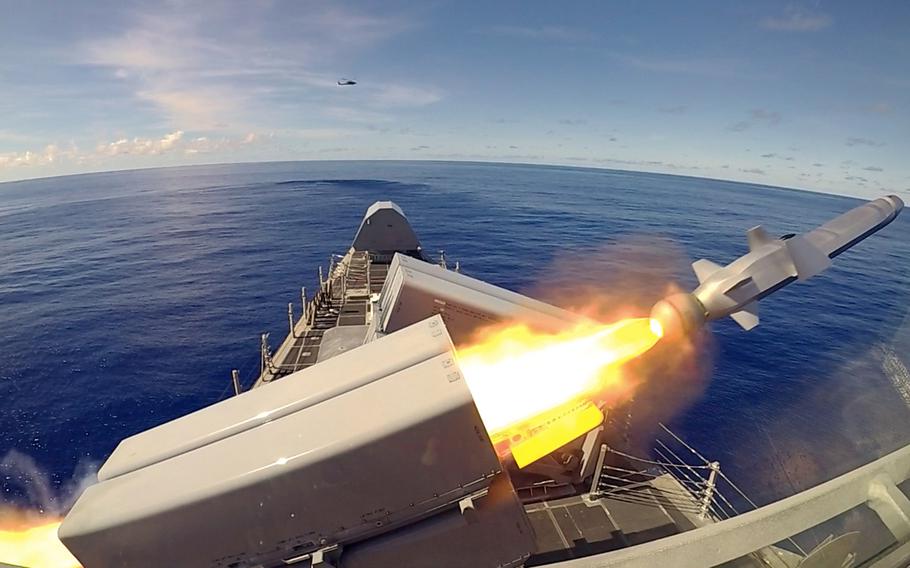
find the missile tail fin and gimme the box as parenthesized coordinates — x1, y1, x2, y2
(786, 236, 832, 280)
(746, 225, 774, 251)
(730, 302, 759, 330)
(692, 259, 723, 284)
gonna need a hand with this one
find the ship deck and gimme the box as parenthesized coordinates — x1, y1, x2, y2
(253, 250, 391, 386)
(525, 476, 691, 565)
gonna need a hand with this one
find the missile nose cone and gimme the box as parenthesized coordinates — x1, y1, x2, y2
(884, 194, 904, 213)
(650, 293, 706, 340)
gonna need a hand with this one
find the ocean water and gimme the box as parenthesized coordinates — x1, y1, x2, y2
(1, 160, 908, 514)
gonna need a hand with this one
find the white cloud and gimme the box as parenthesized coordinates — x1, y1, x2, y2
(312, 6, 413, 46)
(136, 89, 238, 130)
(0, 144, 77, 169)
(761, 7, 833, 32)
(751, 109, 781, 125)
(96, 131, 185, 157)
(726, 109, 782, 132)
(846, 137, 886, 147)
(181, 132, 261, 155)
(0, 131, 262, 173)
(77, 3, 429, 130)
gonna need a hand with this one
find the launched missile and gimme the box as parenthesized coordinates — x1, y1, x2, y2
(651, 194, 904, 337)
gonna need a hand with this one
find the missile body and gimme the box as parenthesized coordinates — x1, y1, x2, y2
(651, 195, 904, 338)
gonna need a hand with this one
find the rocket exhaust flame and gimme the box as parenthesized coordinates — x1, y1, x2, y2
(457, 317, 663, 466)
(0, 512, 81, 568)
(0, 452, 94, 568)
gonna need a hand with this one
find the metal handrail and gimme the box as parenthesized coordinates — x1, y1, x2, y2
(605, 445, 713, 469)
(560, 440, 910, 567)
(593, 423, 809, 562)
(655, 426, 807, 554)
(653, 445, 714, 505)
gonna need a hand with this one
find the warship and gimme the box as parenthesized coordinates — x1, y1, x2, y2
(56, 196, 910, 568)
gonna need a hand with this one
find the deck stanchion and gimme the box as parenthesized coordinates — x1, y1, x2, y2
(231, 369, 241, 396)
(319, 265, 324, 289)
(260, 333, 268, 376)
(700, 461, 720, 519)
(589, 444, 608, 497)
(288, 302, 295, 337)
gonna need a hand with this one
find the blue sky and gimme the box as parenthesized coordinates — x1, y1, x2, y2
(0, 1, 907, 198)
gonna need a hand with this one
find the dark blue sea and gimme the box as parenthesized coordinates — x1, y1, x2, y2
(2, 160, 909, 516)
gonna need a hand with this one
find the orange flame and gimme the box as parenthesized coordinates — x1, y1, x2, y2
(458, 317, 663, 466)
(0, 512, 80, 568)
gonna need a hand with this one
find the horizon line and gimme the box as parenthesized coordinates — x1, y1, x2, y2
(0, 158, 884, 202)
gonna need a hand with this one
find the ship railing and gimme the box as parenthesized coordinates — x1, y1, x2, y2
(436, 250, 461, 272)
(590, 423, 809, 558)
(653, 423, 747, 523)
(564, 437, 910, 567)
(245, 254, 344, 387)
(222, 349, 264, 399)
(590, 425, 728, 520)
(590, 445, 714, 518)
(244, 248, 383, 389)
